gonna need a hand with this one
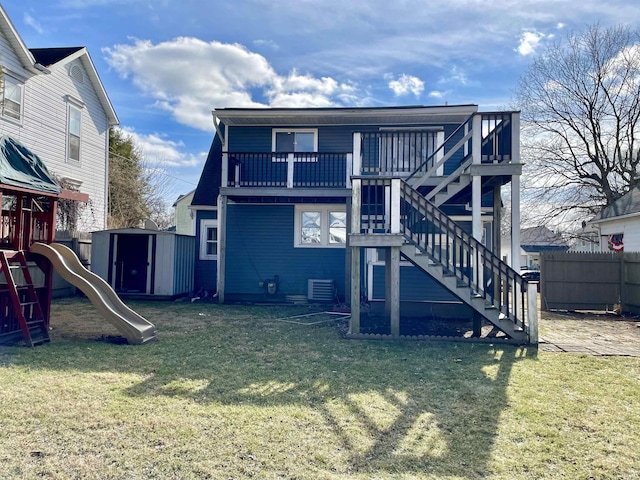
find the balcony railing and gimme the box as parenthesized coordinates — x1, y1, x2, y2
(224, 152, 352, 189)
(220, 112, 517, 191)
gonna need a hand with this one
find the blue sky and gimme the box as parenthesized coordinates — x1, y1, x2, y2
(4, 0, 640, 205)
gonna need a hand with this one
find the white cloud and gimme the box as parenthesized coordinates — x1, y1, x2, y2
(118, 127, 204, 168)
(24, 13, 44, 34)
(517, 31, 545, 56)
(104, 37, 358, 131)
(388, 74, 424, 96)
(253, 39, 279, 51)
(428, 90, 445, 99)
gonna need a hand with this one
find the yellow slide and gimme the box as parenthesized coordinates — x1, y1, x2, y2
(31, 242, 156, 344)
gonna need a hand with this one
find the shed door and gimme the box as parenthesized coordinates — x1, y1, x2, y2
(114, 234, 150, 293)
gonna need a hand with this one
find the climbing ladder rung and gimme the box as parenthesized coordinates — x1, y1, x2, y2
(0, 250, 49, 347)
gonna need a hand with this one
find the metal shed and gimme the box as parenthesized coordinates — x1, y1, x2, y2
(91, 228, 195, 299)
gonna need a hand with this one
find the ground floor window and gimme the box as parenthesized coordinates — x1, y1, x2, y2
(199, 219, 218, 260)
(294, 204, 346, 247)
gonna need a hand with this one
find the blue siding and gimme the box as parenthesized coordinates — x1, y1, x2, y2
(194, 210, 218, 293)
(443, 124, 466, 175)
(229, 125, 354, 153)
(229, 126, 272, 152)
(371, 264, 459, 302)
(225, 204, 346, 299)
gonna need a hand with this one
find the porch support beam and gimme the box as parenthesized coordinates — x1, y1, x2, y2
(349, 179, 361, 334)
(350, 246, 361, 334)
(352, 133, 362, 177)
(389, 246, 400, 337)
(221, 153, 228, 188)
(216, 195, 228, 303)
(510, 112, 522, 272)
(390, 178, 401, 234)
(527, 282, 539, 344)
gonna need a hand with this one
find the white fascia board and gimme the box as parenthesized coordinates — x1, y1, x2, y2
(0, 5, 40, 74)
(214, 105, 480, 125)
(589, 211, 640, 225)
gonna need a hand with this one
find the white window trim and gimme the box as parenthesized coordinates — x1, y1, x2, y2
(67, 103, 83, 163)
(1, 74, 24, 124)
(294, 204, 346, 248)
(199, 219, 218, 260)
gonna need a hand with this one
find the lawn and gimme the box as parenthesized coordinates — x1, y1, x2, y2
(1, 298, 639, 479)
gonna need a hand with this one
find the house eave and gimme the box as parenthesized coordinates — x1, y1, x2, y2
(213, 105, 481, 127)
(0, 5, 40, 74)
(589, 211, 640, 225)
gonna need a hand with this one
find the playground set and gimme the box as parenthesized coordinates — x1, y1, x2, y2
(0, 136, 155, 347)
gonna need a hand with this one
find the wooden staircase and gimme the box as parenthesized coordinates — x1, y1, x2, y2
(351, 112, 534, 343)
(0, 251, 49, 347)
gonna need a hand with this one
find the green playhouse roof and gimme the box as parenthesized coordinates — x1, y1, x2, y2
(0, 136, 60, 195)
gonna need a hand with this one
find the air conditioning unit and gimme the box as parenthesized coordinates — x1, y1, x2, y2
(307, 279, 335, 302)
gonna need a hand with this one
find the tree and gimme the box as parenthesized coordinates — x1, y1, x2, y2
(108, 128, 149, 228)
(108, 128, 174, 229)
(514, 25, 640, 229)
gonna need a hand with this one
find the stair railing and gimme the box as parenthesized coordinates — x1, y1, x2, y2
(407, 112, 514, 190)
(399, 180, 527, 331)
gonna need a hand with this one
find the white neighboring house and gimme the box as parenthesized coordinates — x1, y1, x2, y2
(589, 186, 640, 253)
(569, 223, 600, 253)
(0, 5, 118, 232)
(172, 189, 195, 235)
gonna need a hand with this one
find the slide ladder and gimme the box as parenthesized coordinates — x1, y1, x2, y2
(31, 242, 156, 344)
(0, 251, 50, 347)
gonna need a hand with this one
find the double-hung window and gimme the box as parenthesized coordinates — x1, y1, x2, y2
(199, 219, 218, 260)
(295, 205, 346, 248)
(2, 75, 23, 122)
(67, 101, 82, 163)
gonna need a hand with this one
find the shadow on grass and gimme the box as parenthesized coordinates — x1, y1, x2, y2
(10, 299, 536, 477)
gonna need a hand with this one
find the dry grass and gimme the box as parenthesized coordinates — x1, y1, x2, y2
(0, 298, 639, 479)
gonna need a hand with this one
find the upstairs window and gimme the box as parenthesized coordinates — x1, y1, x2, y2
(272, 129, 318, 153)
(67, 104, 82, 162)
(2, 76, 23, 122)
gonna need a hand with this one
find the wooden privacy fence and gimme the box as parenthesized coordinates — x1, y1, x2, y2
(541, 251, 640, 314)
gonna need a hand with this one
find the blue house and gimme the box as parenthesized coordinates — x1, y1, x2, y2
(191, 105, 537, 343)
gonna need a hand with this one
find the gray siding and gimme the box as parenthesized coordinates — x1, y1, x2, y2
(174, 234, 196, 295)
(225, 204, 345, 299)
(0, 31, 111, 230)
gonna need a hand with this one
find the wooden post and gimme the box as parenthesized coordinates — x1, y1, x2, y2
(511, 113, 522, 272)
(390, 246, 400, 337)
(527, 282, 538, 344)
(349, 178, 362, 334)
(221, 153, 229, 188)
(472, 311, 482, 338)
(287, 153, 295, 189)
(352, 133, 362, 176)
(350, 246, 361, 334)
(216, 195, 227, 303)
(390, 178, 401, 234)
